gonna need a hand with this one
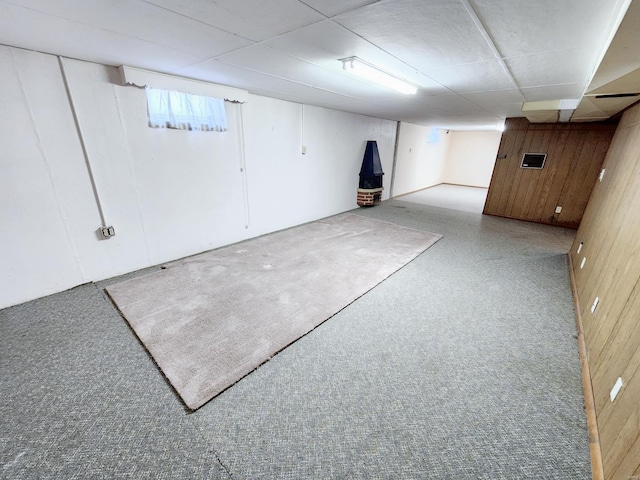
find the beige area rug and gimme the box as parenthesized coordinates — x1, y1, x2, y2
(106, 213, 441, 410)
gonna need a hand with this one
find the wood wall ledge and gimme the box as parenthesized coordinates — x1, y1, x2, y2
(568, 253, 604, 480)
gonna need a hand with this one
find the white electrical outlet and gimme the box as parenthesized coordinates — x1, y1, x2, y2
(610, 377, 623, 402)
(577, 242, 583, 254)
(599, 168, 606, 182)
(100, 226, 116, 239)
(555, 206, 562, 214)
(590, 297, 599, 314)
(301, 145, 307, 155)
(580, 257, 586, 269)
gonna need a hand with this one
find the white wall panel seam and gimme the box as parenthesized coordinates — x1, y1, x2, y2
(9, 48, 86, 280)
(112, 85, 153, 266)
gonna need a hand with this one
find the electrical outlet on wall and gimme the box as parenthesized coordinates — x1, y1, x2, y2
(98, 226, 116, 239)
(555, 206, 562, 214)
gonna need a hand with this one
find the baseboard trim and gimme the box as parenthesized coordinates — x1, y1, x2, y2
(567, 253, 604, 480)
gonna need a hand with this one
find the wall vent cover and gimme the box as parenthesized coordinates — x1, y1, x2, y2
(521, 153, 547, 169)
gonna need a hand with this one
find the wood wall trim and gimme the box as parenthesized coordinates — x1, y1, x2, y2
(568, 253, 604, 480)
(569, 103, 640, 479)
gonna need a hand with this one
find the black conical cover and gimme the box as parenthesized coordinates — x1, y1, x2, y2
(359, 140, 384, 189)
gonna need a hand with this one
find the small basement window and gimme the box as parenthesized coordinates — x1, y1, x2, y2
(521, 153, 547, 169)
(145, 87, 227, 132)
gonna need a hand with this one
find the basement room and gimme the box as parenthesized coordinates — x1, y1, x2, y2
(1, 1, 639, 479)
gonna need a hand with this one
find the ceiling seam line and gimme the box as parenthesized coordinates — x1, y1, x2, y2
(138, 0, 254, 40)
(208, 60, 365, 100)
(459, 0, 523, 99)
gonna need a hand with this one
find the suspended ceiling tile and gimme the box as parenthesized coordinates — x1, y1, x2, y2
(425, 60, 514, 93)
(418, 94, 491, 116)
(301, 0, 379, 17)
(3, 0, 252, 58)
(461, 89, 525, 106)
(215, 44, 410, 101)
(262, 20, 448, 94)
(334, 0, 495, 71)
(473, 0, 617, 57)
(353, 94, 490, 123)
(480, 103, 526, 118)
(433, 115, 504, 131)
(0, 3, 204, 71)
(144, 0, 324, 42)
(247, 88, 361, 110)
(506, 48, 597, 88)
(174, 59, 364, 106)
(520, 83, 586, 102)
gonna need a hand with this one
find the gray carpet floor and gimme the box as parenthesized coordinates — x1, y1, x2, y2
(1, 199, 589, 479)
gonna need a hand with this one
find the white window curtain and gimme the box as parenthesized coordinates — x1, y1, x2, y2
(145, 87, 227, 132)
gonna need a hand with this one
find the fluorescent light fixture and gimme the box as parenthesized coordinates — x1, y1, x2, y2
(434, 123, 505, 132)
(340, 57, 418, 95)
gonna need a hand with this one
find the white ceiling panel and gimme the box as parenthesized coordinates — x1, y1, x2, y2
(506, 49, 597, 89)
(175, 59, 365, 107)
(144, 0, 324, 42)
(461, 89, 525, 106)
(0, 0, 635, 128)
(301, 0, 379, 17)
(334, 0, 495, 71)
(414, 94, 491, 116)
(215, 44, 410, 101)
(481, 103, 526, 118)
(426, 60, 514, 93)
(0, 2, 204, 71)
(3, 0, 252, 58)
(353, 93, 492, 122)
(520, 84, 586, 102)
(473, 0, 618, 57)
(262, 20, 449, 94)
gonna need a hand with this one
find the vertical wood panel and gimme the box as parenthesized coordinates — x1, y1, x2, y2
(569, 102, 640, 480)
(484, 118, 528, 215)
(484, 118, 617, 228)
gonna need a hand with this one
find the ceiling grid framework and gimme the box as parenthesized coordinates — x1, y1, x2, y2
(0, 0, 637, 129)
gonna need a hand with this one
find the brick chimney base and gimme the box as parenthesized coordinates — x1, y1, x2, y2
(357, 187, 383, 207)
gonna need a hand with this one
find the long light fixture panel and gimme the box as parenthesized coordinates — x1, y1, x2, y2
(340, 57, 418, 95)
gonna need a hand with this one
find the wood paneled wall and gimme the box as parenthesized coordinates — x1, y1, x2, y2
(570, 103, 640, 479)
(484, 118, 617, 228)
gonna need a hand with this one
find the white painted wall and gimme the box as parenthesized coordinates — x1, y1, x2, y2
(0, 46, 397, 308)
(442, 130, 501, 188)
(392, 122, 451, 196)
(242, 100, 396, 236)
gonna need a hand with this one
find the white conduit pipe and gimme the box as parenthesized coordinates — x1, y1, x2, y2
(57, 56, 108, 228)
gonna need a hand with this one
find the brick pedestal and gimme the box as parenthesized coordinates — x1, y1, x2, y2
(357, 187, 383, 207)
